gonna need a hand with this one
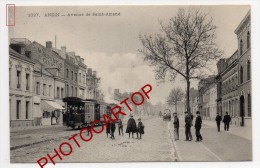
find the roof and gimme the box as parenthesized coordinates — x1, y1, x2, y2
(9, 48, 36, 64)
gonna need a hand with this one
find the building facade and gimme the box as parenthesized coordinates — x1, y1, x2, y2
(9, 42, 35, 127)
(221, 50, 240, 126)
(235, 10, 251, 127)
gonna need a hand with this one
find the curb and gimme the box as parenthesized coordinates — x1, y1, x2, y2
(168, 122, 180, 161)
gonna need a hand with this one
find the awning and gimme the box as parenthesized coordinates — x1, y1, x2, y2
(41, 100, 65, 112)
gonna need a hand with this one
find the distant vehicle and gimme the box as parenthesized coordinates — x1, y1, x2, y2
(163, 109, 171, 121)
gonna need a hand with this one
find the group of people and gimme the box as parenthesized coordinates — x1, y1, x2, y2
(173, 111, 232, 142)
(215, 112, 232, 132)
(176, 111, 202, 142)
(105, 115, 145, 140)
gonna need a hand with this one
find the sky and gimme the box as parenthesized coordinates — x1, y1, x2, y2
(9, 5, 250, 105)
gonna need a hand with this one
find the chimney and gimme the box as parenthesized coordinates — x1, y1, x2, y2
(88, 68, 92, 75)
(60, 46, 66, 59)
(46, 41, 52, 49)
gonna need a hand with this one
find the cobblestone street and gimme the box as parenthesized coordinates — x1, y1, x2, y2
(11, 116, 175, 163)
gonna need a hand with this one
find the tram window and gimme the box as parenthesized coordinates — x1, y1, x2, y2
(43, 111, 51, 118)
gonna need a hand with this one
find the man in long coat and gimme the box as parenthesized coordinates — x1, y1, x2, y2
(184, 111, 193, 141)
(173, 112, 179, 141)
(223, 112, 231, 131)
(195, 111, 203, 142)
(110, 121, 116, 140)
(215, 113, 222, 132)
(126, 114, 137, 138)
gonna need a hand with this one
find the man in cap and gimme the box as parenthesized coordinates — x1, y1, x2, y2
(173, 112, 179, 141)
(195, 111, 203, 142)
(184, 111, 193, 141)
(215, 113, 222, 132)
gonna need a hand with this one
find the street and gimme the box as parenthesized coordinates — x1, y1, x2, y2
(10, 116, 252, 163)
(11, 116, 175, 163)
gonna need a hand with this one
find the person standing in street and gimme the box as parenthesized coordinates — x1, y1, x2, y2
(106, 121, 111, 138)
(118, 118, 124, 136)
(110, 121, 116, 140)
(126, 114, 137, 138)
(184, 111, 193, 141)
(137, 118, 144, 139)
(195, 111, 203, 142)
(215, 113, 222, 132)
(173, 112, 179, 141)
(223, 112, 231, 131)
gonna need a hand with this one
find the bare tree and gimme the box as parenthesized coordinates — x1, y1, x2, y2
(167, 88, 184, 113)
(139, 8, 222, 113)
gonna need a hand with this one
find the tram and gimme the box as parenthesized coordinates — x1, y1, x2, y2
(62, 97, 115, 129)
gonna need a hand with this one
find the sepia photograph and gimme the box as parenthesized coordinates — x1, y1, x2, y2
(6, 4, 254, 166)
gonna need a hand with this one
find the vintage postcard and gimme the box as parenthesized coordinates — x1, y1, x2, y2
(8, 5, 252, 166)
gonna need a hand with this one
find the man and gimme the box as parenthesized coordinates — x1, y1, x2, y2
(110, 121, 116, 140)
(184, 111, 193, 141)
(223, 112, 231, 131)
(195, 111, 203, 142)
(126, 114, 137, 138)
(137, 118, 144, 139)
(215, 113, 222, 132)
(173, 112, 179, 141)
(118, 118, 124, 135)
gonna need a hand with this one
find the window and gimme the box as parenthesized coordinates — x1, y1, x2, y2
(49, 85, 51, 96)
(240, 39, 243, 56)
(83, 75, 86, 84)
(71, 71, 73, 80)
(43, 84, 46, 95)
(79, 73, 81, 83)
(36, 82, 40, 95)
(66, 69, 69, 78)
(71, 86, 73, 97)
(66, 84, 69, 97)
(240, 66, 243, 84)
(75, 73, 77, 82)
(26, 74, 30, 90)
(75, 87, 77, 97)
(26, 101, 29, 119)
(248, 94, 251, 117)
(16, 100, 21, 119)
(43, 111, 51, 118)
(61, 88, 64, 98)
(17, 71, 21, 88)
(57, 87, 60, 98)
(247, 60, 251, 80)
(247, 31, 250, 49)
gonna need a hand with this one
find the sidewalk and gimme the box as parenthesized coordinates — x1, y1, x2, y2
(169, 118, 252, 161)
(202, 119, 252, 141)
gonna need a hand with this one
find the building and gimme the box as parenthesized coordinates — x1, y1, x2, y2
(76, 55, 87, 99)
(235, 10, 251, 127)
(221, 51, 240, 126)
(198, 76, 216, 120)
(24, 40, 65, 126)
(9, 40, 36, 127)
(86, 68, 100, 100)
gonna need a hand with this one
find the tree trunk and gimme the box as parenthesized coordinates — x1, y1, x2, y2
(186, 80, 190, 113)
(175, 102, 178, 113)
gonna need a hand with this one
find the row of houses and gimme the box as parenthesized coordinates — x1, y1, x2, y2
(9, 38, 103, 127)
(195, 10, 251, 127)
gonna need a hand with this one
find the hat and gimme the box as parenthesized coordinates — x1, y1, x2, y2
(196, 111, 200, 114)
(138, 118, 141, 121)
(173, 112, 177, 114)
(130, 114, 133, 117)
(184, 111, 188, 114)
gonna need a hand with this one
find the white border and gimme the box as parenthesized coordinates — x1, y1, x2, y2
(1, 0, 259, 168)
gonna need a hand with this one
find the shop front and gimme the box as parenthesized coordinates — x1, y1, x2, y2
(41, 100, 65, 125)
